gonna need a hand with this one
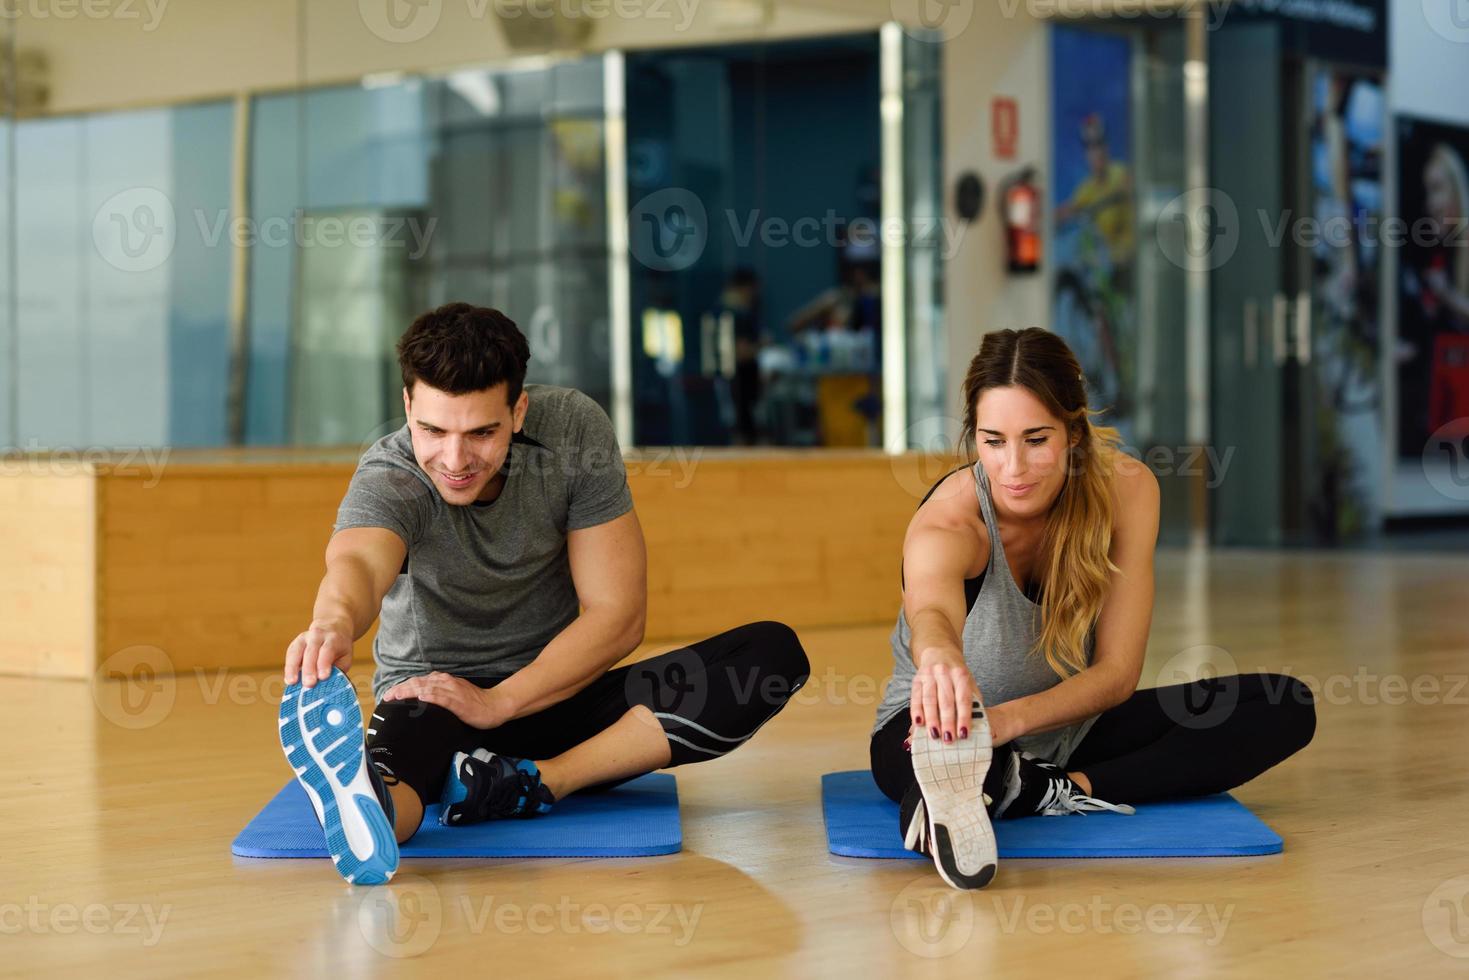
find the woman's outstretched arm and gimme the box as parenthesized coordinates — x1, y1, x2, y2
(903, 469, 989, 743)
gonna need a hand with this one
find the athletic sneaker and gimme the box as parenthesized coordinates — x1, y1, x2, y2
(901, 785, 995, 858)
(278, 668, 400, 885)
(438, 749, 556, 826)
(993, 751, 1136, 818)
(909, 702, 998, 890)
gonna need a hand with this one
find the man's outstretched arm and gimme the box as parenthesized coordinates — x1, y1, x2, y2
(284, 526, 407, 687)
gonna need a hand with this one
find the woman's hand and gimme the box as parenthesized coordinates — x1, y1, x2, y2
(382, 672, 514, 730)
(910, 646, 981, 743)
(985, 701, 1023, 748)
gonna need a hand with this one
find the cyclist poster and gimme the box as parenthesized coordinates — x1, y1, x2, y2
(1050, 25, 1136, 442)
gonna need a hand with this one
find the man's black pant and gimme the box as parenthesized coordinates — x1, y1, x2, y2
(369, 621, 810, 807)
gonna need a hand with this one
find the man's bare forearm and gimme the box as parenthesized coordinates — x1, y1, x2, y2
(493, 607, 645, 720)
(311, 556, 380, 641)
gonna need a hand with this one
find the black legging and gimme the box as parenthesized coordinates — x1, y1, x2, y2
(370, 620, 810, 808)
(871, 673, 1316, 807)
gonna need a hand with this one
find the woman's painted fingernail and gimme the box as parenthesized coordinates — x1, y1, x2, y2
(943, 732, 953, 743)
(930, 727, 940, 739)
(914, 715, 923, 725)
(960, 727, 969, 739)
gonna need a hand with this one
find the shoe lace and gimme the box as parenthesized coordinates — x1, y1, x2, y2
(475, 764, 541, 820)
(1035, 777, 1136, 817)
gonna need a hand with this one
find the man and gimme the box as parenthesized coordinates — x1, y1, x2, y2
(279, 303, 809, 885)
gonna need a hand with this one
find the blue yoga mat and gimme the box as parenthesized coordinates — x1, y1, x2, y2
(233, 773, 682, 859)
(822, 771, 1282, 858)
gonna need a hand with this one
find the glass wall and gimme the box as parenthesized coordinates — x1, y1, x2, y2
(0, 30, 939, 453)
(247, 59, 609, 447)
(11, 102, 235, 450)
(1052, 20, 1198, 546)
(0, 76, 11, 450)
(901, 31, 947, 452)
(625, 35, 885, 447)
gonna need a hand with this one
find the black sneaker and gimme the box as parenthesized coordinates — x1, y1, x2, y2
(901, 782, 998, 858)
(993, 751, 1136, 818)
(909, 702, 997, 890)
(439, 749, 556, 826)
(900, 785, 930, 856)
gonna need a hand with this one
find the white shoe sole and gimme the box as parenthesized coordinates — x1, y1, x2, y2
(910, 706, 997, 890)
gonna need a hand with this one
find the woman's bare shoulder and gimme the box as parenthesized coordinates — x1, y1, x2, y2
(915, 466, 983, 525)
(1108, 451, 1161, 527)
(906, 466, 988, 575)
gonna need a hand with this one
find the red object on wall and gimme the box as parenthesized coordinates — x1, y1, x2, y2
(992, 97, 1019, 160)
(1429, 333, 1469, 434)
(1004, 176, 1040, 273)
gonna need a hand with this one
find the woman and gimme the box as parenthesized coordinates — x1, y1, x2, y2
(1419, 143, 1469, 330)
(870, 328, 1316, 890)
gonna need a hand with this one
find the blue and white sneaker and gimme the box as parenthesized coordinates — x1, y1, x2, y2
(278, 668, 399, 885)
(439, 749, 555, 826)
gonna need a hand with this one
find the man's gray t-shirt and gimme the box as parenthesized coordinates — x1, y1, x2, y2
(334, 384, 634, 701)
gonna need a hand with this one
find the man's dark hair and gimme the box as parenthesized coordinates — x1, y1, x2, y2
(396, 303, 531, 405)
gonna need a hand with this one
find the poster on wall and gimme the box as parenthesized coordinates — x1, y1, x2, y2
(1049, 26, 1135, 440)
(1308, 72, 1384, 539)
(1396, 115, 1469, 462)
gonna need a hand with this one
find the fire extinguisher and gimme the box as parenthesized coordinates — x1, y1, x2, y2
(1000, 166, 1041, 274)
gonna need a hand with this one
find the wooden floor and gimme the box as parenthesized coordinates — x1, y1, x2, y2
(8, 547, 1469, 977)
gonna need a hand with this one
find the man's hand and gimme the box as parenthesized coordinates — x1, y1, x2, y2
(381, 673, 514, 730)
(284, 620, 354, 688)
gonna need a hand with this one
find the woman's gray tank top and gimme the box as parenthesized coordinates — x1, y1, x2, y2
(872, 461, 1098, 767)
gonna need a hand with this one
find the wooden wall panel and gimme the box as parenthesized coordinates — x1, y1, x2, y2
(1, 452, 959, 677)
(96, 466, 365, 678)
(0, 472, 95, 677)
